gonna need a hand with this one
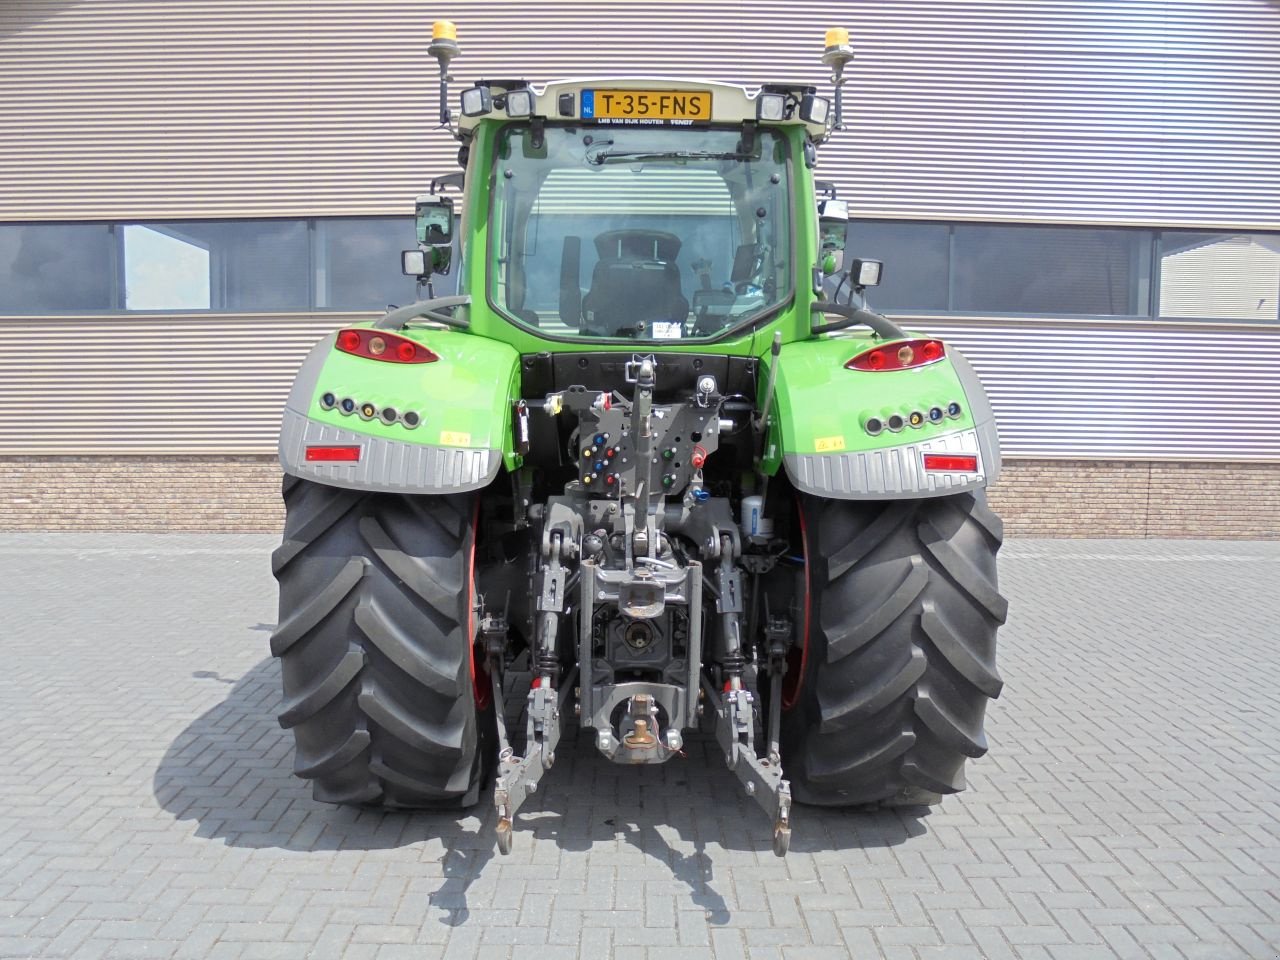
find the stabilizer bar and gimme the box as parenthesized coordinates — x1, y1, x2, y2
(493, 667, 576, 855)
(702, 675, 792, 857)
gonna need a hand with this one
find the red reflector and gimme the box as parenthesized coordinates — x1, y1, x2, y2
(922, 453, 978, 472)
(334, 328, 439, 363)
(305, 445, 361, 462)
(848, 338, 946, 371)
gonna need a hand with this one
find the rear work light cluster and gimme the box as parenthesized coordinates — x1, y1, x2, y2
(864, 401, 963, 436)
(335, 328, 438, 364)
(319, 392, 422, 429)
(847, 338, 945, 372)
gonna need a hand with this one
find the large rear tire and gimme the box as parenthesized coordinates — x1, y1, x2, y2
(780, 490, 1006, 807)
(270, 476, 493, 808)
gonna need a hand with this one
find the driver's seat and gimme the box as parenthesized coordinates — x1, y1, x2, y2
(581, 230, 689, 336)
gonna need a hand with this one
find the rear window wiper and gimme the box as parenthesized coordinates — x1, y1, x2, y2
(586, 149, 752, 166)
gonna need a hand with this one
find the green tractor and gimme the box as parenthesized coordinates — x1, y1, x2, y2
(270, 23, 1006, 856)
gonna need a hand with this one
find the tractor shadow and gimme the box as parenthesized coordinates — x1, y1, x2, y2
(155, 654, 933, 927)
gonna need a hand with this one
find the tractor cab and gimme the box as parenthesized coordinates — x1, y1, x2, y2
(440, 76, 834, 348)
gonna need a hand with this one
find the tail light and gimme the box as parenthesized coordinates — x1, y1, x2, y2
(847, 338, 945, 372)
(922, 453, 978, 472)
(335, 328, 439, 363)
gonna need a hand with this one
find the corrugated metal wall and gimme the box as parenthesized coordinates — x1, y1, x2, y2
(3, 312, 1276, 460)
(1, 1, 1278, 461)
(2, 0, 1278, 226)
(918, 316, 1280, 460)
(0, 312, 345, 454)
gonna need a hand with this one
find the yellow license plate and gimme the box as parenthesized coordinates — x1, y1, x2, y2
(583, 89, 711, 122)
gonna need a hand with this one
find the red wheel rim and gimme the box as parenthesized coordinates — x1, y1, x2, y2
(468, 498, 492, 710)
(781, 502, 811, 711)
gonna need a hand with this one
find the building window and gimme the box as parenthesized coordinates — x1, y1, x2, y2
(0, 217, 415, 314)
(124, 220, 310, 311)
(0, 223, 116, 313)
(123, 225, 211, 309)
(950, 224, 1151, 316)
(3, 217, 1278, 322)
(1158, 232, 1280, 320)
(846, 221, 949, 312)
(853, 221, 1155, 317)
(314, 218, 419, 310)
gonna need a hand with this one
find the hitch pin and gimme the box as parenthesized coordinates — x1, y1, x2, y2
(636, 555, 676, 570)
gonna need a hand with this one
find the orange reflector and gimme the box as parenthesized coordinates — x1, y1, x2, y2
(305, 445, 361, 462)
(922, 453, 978, 472)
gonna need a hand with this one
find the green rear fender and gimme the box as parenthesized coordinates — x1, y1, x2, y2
(762, 335, 1001, 500)
(278, 327, 521, 493)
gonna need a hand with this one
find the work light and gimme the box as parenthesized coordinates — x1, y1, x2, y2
(461, 86, 492, 117)
(505, 89, 534, 117)
(799, 94, 830, 125)
(849, 258, 883, 287)
(756, 93, 786, 121)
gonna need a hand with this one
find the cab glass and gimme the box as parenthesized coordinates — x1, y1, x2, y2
(489, 125, 793, 341)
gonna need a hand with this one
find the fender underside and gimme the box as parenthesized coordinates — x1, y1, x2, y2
(278, 408, 502, 493)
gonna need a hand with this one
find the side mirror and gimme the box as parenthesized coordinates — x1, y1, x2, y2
(817, 198, 849, 275)
(431, 246, 451, 276)
(415, 195, 454, 246)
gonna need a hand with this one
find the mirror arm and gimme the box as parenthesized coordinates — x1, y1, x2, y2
(431, 172, 464, 194)
(810, 300, 907, 340)
(374, 295, 471, 331)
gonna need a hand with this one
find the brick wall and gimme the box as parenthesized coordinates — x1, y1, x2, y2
(987, 460, 1280, 538)
(1, 455, 1277, 538)
(0, 456, 285, 533)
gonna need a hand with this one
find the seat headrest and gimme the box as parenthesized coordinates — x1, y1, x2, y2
(593, 229, 682, 263)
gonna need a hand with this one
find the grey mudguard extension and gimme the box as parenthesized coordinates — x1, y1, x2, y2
(784, 347, 1001, 501)
(279, 409, 501, 493)
(277, 335, 501, 494)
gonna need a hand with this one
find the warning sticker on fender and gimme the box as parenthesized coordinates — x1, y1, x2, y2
(814, 436, 846, 453)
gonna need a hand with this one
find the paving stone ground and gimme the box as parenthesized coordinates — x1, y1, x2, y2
(1, 533, 1278, 959)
